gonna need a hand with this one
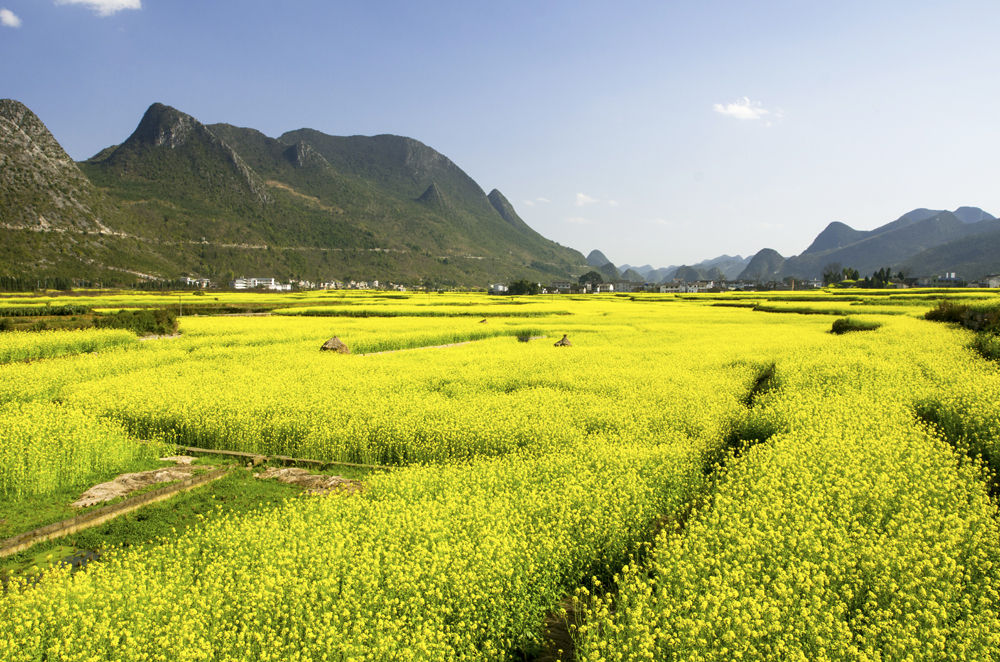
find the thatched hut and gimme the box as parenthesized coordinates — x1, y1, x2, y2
(320, 336, 350, 353)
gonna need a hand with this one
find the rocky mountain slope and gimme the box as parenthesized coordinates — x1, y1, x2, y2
(738, 207, 999, 281)
(1, 100, 587, 285)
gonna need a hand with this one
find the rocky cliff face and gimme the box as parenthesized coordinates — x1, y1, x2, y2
(88, 102, 272, 204)
(0, 99, 113, 232)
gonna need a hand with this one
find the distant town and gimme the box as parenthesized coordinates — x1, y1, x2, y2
(168, 271, 1000, 295)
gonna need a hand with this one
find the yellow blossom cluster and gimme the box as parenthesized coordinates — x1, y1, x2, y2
(573, 313, 1000, 661)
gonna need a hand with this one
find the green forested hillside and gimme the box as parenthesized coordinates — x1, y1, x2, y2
(1, 100, 586, 286)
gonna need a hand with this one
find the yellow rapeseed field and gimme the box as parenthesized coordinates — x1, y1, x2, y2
(1, 290, 1000, 659)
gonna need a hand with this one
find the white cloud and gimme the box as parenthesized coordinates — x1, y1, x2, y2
(55, 0, 141, 16)
(0, 8, 21, 27)
(575, 192, 598, 207)
(607, 199, 619, 207)
(713, 97, 774, 121)
(522, 197, 551, 207)
(565, 216, 592, 225)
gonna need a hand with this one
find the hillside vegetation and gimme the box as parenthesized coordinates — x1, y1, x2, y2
(1, 100, 586, 286)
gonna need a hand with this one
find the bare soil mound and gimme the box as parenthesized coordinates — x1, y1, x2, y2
(159, 455, 196, 465)
(72, 466, 205, 508)
(254, 467, 362, 495)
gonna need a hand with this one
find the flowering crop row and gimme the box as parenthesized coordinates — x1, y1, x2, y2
(573, 314, 1000, 661)
(0, 437, 708, 661)
(3, 294, 1000, 659)
(0, 401, 162, 499)
(0, 328, 137, 365)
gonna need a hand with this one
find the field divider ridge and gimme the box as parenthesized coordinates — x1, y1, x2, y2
(179, 445, 393, 471)
(0, 467, 229, 558)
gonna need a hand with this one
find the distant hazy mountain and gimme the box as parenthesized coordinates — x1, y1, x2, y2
(1, 99, 587, 284)
(696, 255, 750, 280)
(586, 250, 613, 267)
(903, 226, 1000, 278)
(620, 268, 645, 282)
(738, 249, 786, 281)
(778, 208, 999, 279)
(726, 206, 1000, 282)
(801, 222, 867, 255)
(613, 254, 747, 283)
(952, 206, 994, 224)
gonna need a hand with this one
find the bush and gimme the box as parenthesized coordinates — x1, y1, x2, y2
(0, 318, 12, 332)
(831, 317, 880, 334)
(0, 304, 89, 317)
(925, 301, 1000, 333)
(94, 309, 177, 336)
(971, 333, 1000, 362)
(507, 280, 541, 296)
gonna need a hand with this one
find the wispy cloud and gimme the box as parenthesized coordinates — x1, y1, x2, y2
(0, 8, 21, 27)
(713, 96, 778, 121)
(565, 216, 593, 225)
(607, 199, 619, 207)
(575, 192, 599, 207)
(55, 0, 141, 16)
(522, 197, 551, 207)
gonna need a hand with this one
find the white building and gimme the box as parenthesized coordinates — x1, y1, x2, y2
(232, 277, 291, 291)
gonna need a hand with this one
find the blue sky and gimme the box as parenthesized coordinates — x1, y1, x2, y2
(3, 1, 1000, 267)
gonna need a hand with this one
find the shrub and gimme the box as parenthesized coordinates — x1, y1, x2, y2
(971, 333, 1000, 362)
(94, 309, 178, 336)
(831, 317, 880, 334)
(925, 301, 1000, 333)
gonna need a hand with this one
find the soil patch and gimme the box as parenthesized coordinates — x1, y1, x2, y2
(72, 465, 207, 508)
(159, 455, 196, 465)
(254, 467, 362, 495)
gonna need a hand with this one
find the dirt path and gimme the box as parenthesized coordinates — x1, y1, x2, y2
(0, 468, 228, 559)
(254, 467, 362, 495)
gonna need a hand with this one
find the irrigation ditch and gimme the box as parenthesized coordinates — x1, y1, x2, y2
(0, 468, 229, 559)
(0, 445, 390, 591)
(913, 402, 1000, 501)
(528, 361, 783, 661)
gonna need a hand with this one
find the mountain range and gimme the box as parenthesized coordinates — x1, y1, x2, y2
(591, 206, 1000, 284)
(0, 99, 586, 286)
(5, 97, 999, 288)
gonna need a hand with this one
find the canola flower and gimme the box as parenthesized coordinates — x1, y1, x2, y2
(0, 438, 708, 661)
(573, 314, 1000, 661)
(0, 327, 137, 365)
(0, 401, 161, 499)
(2, 293, 1000, 659)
